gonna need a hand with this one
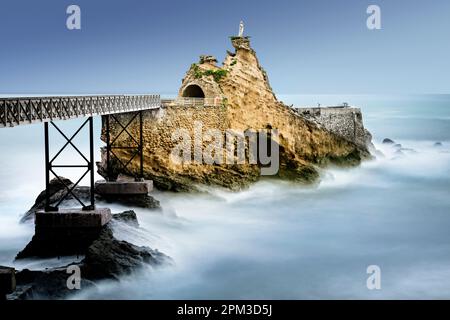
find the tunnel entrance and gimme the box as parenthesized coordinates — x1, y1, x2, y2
(182, 84, 205, 98)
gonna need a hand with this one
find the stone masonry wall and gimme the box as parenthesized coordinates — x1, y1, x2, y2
(295, 107, 372, 148)
(99, 105, 261, 191)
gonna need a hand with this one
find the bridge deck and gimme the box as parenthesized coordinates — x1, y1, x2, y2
(0, 95, 160, 128)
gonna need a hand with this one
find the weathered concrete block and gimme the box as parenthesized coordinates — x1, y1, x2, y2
(35, 208, 112, 229)
(94, 180, 152, 195)
(16, 209, 113, 259)
(0, 266, 16, 297)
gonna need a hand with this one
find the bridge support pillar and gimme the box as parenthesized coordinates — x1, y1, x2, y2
(104, 111, 144, 181)
(15, 208, 112, 259)
(97, 111, 151, 198)
(44, 117, 96, 212)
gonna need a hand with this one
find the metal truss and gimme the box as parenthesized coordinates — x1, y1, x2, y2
(0, 95, 160, 128)
(105, 111, 144, 181)
(44, 117, 95, 211)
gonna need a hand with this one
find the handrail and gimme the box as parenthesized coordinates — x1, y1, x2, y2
(163, 97, 223, 107)
(0, 94, 161, 128)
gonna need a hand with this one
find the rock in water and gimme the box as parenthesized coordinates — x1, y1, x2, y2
(20, 176, 89, 222)
(97, 36, 373, 191)
(82, 225, 169, 280)
(99, 194, 160, 209)
(11, 212, 170, 299)
(12, 268, 96, 300)
(112, 210, 140, 227)
(383, 138, 395, 144)
(434, 142, 443, 147)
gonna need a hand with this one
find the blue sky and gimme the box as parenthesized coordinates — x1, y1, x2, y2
(0, 0, 449, 95)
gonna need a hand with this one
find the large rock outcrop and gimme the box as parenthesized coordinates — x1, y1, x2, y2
(98, 36, 372, 191)
(11, 211, 170, 300)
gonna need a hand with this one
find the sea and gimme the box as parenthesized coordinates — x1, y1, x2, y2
(0, 94, 449, 299)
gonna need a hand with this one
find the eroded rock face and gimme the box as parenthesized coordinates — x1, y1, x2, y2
(99, 36, 372, 191)
(220, 37, 372, 178)
(112, 210, 140, 227)
(82, 226, 168, 280)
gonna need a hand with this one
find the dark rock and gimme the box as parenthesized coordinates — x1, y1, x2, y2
(12, 268, 95, 300)
(15, 224, 103, 259)
(434, 142, 443, 147)
(113, 210, 140, 227)
(14, 269, 42, 285)
(382, 138, 395, 144)
(394, 144, 402, 149)
(99, 194, 161, 209)
(0, 266, 16, 300)
(21, 177, 91, 223)
(148, 175, 197, 192)
(16, 209, 141, 260)
(34, 177, 73, 206)
(277, 158, 319, 184)
(81, 226, 169, 280)
(12, 214, 171, 299)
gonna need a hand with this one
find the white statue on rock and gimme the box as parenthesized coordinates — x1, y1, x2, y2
(239, 20, 244, 37)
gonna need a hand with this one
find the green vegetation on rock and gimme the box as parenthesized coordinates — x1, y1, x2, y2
(191, 63, 228, 82)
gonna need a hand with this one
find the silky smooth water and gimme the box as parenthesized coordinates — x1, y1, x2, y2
(1, 95, 449, 299)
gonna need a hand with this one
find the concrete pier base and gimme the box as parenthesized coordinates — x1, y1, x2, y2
(95, 180, 153, 196)
(35, 208, 112, 229)
(16, 208, 112, 259)
(0, 266, 15, 300)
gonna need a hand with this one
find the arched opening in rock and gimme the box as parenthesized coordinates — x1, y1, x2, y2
(182, 85, 205, 98)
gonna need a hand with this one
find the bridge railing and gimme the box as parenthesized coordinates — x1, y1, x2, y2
(163, 97, 223, 107)
(0, 94, 160, 128)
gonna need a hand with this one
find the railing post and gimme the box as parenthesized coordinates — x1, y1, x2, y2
(3, 100, 7, 127)
(86, 116, 95, 211)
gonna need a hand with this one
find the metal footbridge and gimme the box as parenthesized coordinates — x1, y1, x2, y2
(0, 95, 160, 128)
(0, 94, 161, 211)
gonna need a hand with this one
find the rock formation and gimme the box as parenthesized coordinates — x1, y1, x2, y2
(98, 36, 373, 191)
(10, 211, 170, 300)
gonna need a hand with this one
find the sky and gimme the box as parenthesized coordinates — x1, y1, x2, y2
(0, 0, 449, 95)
